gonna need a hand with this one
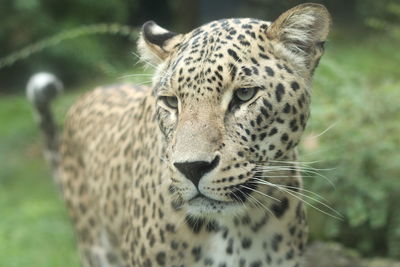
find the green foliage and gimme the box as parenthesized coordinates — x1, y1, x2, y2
(0, 0, 137, 91)
(304, 33, 400, 258)
(363, 1, 400, 39)
(0, 24, 138, 70)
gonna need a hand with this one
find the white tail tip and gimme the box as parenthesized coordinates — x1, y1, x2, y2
(26, 72, 63, 106)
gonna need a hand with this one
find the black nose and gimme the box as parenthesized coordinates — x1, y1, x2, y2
(174, 156, 220, 188)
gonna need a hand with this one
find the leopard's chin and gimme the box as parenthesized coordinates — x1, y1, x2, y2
(186, 195, 244, 218)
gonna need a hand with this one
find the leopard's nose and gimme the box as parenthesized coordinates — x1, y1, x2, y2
(173, 156, 220, 188)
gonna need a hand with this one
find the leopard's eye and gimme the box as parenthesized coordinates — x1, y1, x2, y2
(235, 87, 258, 102)
(228, 87, 260, 111)
(160, 95, 179, 109)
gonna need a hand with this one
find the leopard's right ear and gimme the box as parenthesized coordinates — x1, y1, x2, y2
(265, 3, 331, 72)
(138, 21, 184, 65)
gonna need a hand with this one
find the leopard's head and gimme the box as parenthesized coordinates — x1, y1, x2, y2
(138, 3, 331, 218)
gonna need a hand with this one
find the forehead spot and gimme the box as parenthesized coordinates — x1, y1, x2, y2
(265, 66, 275, 77)
(227, 49, 242, 63)
(291, 81, 300, 91)
(275, 83, 285, 102)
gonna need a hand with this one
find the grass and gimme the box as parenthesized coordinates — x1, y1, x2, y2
(0, 95, 80, 266)
(0, 32, 399, 265)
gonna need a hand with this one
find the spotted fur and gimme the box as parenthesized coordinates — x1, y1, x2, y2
(30, 4, 331, 267)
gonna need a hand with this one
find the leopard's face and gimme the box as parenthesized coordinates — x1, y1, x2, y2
(138, 6, 330, 218)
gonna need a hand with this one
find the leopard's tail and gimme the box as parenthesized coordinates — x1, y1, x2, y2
(27, 72, 63, 183)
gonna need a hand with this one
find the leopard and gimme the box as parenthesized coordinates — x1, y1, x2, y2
(28, 3, 331, 267)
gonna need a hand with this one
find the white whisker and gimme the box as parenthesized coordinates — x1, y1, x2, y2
(118, 73, 153, 79)
(250, 179, 342, 220)
(240, 185, 281, 203)
(229, 189, 246, 208)
(131, 51, 157, 69)
(308, 121, 339, 139)
(281, 187, 343, 220)
(251, 178, 329, 203)
(255, 165, 336, 172)
(238, 187, 275, 219)
(267, 159, 325, 165)
(255, 175, 312, 178)
(254, 167, 335, 188)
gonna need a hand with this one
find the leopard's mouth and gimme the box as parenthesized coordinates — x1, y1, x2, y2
(187, 170, 262, 206)
(188, 193, 233, 206)
(187, 172, 262, 218)
(186, 193, 241, 217)
(182, 171, 264, 217)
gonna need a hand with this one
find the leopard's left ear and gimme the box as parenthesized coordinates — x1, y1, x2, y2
(138, 21, 184, 65)
(266, 3, 331, 72)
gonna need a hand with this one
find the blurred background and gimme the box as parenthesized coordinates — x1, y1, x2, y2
(0, 0, 399, 266)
